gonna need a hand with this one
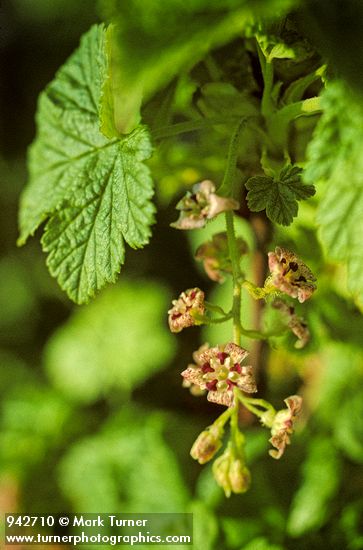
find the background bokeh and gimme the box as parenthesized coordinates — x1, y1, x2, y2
(1, 1, 363, 549)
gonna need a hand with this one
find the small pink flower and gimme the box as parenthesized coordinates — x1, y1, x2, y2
(268, 247, 316, 303)
(168, 288, 205, 333)
(267, 395, 303, 459)
(171, 180, 239, 230)
(181, 343, 257, 407)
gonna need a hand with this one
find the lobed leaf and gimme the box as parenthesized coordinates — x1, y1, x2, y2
(304, 81, 363, 310)
(245, 165, 315, 226)
(18, 25, 155, 304)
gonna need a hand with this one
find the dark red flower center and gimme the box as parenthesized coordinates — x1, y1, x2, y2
(171, 312, 182, 320)
(230, 363, 242, 374)
(217, 352, 228, 363)
(201, 362, 214, 374)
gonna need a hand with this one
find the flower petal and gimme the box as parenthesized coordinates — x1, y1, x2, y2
(235, 365, 257, 394)
(224, 342, 249, 363)
(207, 390, 234, 407)
(181, 366, 206, 389)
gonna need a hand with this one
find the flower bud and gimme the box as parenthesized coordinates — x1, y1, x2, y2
(190, 427, 222, 464)
(229, 459, 251, 494)
(212, 451, 232, 497)
(213, 447, 251, 496)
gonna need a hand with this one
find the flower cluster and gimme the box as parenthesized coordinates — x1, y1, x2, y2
(195, 232, 248, 283)
(168, 288, 205, 333)
(268, 247, 316, 303)
(261, 395, 303, 459)
(171, 180, 239, 230)
(181, 343, 257, 407)
(169, 182, 311, 494)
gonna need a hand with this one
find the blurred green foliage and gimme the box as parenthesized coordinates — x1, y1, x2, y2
(1, 1, 363, 550)
(45, 281, 176, 403)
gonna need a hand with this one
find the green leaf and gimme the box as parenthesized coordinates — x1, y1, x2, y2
(1, 385, 72, 473)
(99, 25, 118, 139)
(242, 537, 285, 550)
(255, 17, 316, 63)
(222, 517, 262, 548)
(334, 390, 363, 464)
(59, 408, 189, 512)
(340, 501, 363, 548)
(304, 81, 363, 310)
(257, 33, 296, 62)
(102, 0, 296, 133)
(188, 501, 218, 550)
(45, 280, 176, 404)
(197, 82, 259, 119)
(287, 438, 342, 537)
(282, 66, 326, 104)
(245, 165, 315, 226)
(314, 344, 362, 428)
(18, 24, 155, 304)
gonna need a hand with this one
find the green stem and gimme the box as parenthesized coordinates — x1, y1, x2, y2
(226, 212, 242, 345)
(238, 399, 263, 418)
(213, 406, 234, 429)
(230, 400, 240, 438)
(237, 392, 275, 418)
(204, 301, 230, 316)
(209, 313, 234, 324)
(240, 327, 266, 340)
(262, 61, 274, 118)
(218, 119, 247, 346)
(151, 116, 242, 141)
(240, 325, 288, 340)
(218, 119, 247, 197)
(191, 312, 233, 325)
(241, 396, 274, 411)
(230, 388, 247, 457)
